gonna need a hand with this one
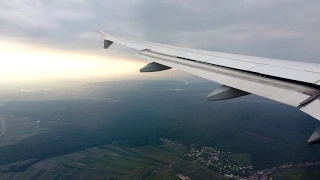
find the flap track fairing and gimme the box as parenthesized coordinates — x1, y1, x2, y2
(207, 85, 250, 101)
(140, 62, 171, 73)
(308, 127, 320, 145)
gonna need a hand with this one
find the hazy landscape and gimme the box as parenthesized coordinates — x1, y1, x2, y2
(1, 0, 320, 179)
(0, 80, 319, 179)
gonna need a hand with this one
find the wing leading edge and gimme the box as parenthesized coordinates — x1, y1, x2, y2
(98, 30, 320, 145)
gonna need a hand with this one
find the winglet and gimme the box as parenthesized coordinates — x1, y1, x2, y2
(98, 30, 119, 49)
(98, 30, 117, 42)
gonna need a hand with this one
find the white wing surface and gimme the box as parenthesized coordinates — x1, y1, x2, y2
(98, 30, 320, 144)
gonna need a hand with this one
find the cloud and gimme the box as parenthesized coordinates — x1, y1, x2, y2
(0, 0, 320, 62)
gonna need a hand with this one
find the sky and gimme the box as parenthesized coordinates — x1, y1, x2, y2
(0, 0, 320, 83)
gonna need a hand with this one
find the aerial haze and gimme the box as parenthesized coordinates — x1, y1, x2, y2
(1, 0, 320, 179)
(1, 0, 320, 83)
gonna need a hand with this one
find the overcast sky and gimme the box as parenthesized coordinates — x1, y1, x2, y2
(1, 0, 320, 62)
(0, 0, 320, 83)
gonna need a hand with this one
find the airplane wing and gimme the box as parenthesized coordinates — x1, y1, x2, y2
(98, 30, 320, 145)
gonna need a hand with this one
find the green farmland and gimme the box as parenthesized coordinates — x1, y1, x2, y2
(223, 153, 252, 167)
(0, 142, 224, 180)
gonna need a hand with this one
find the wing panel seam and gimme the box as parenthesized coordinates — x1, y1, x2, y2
(138, 52, 319, 96)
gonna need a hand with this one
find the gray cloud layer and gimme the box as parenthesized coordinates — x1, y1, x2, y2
(1, 0, 320, 62)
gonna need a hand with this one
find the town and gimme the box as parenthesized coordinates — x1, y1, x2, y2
(187, 146, 253, 178)
(241, 161, 320, 180)
(162, 139, 253, 179)
(162, 139, 320, 180)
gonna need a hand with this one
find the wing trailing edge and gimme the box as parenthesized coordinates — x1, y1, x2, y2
(98, 30, 320, 145)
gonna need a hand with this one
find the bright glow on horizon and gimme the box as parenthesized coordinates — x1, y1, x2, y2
(0, 41, 145, 83)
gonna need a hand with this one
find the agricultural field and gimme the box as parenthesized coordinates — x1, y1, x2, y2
(0, 115, 46, 147)
(0, 114, 68, 147)
(223, 153, 252, 167)
(0, 142, 224, 180)
(0, 81, 319, 179)
(268, 166, 320, 180)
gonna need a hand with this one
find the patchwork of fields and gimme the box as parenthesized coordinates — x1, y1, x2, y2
(0, 143, 224, 180)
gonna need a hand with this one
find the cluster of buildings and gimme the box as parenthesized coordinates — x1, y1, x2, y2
(177, 174, 191, 180)
(161, 139, 320, 180)
(160, 138, 187, 149)
(240, 161, 320, 180)
(161, 139, 253, 178)
(187, 146, 253, 177)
